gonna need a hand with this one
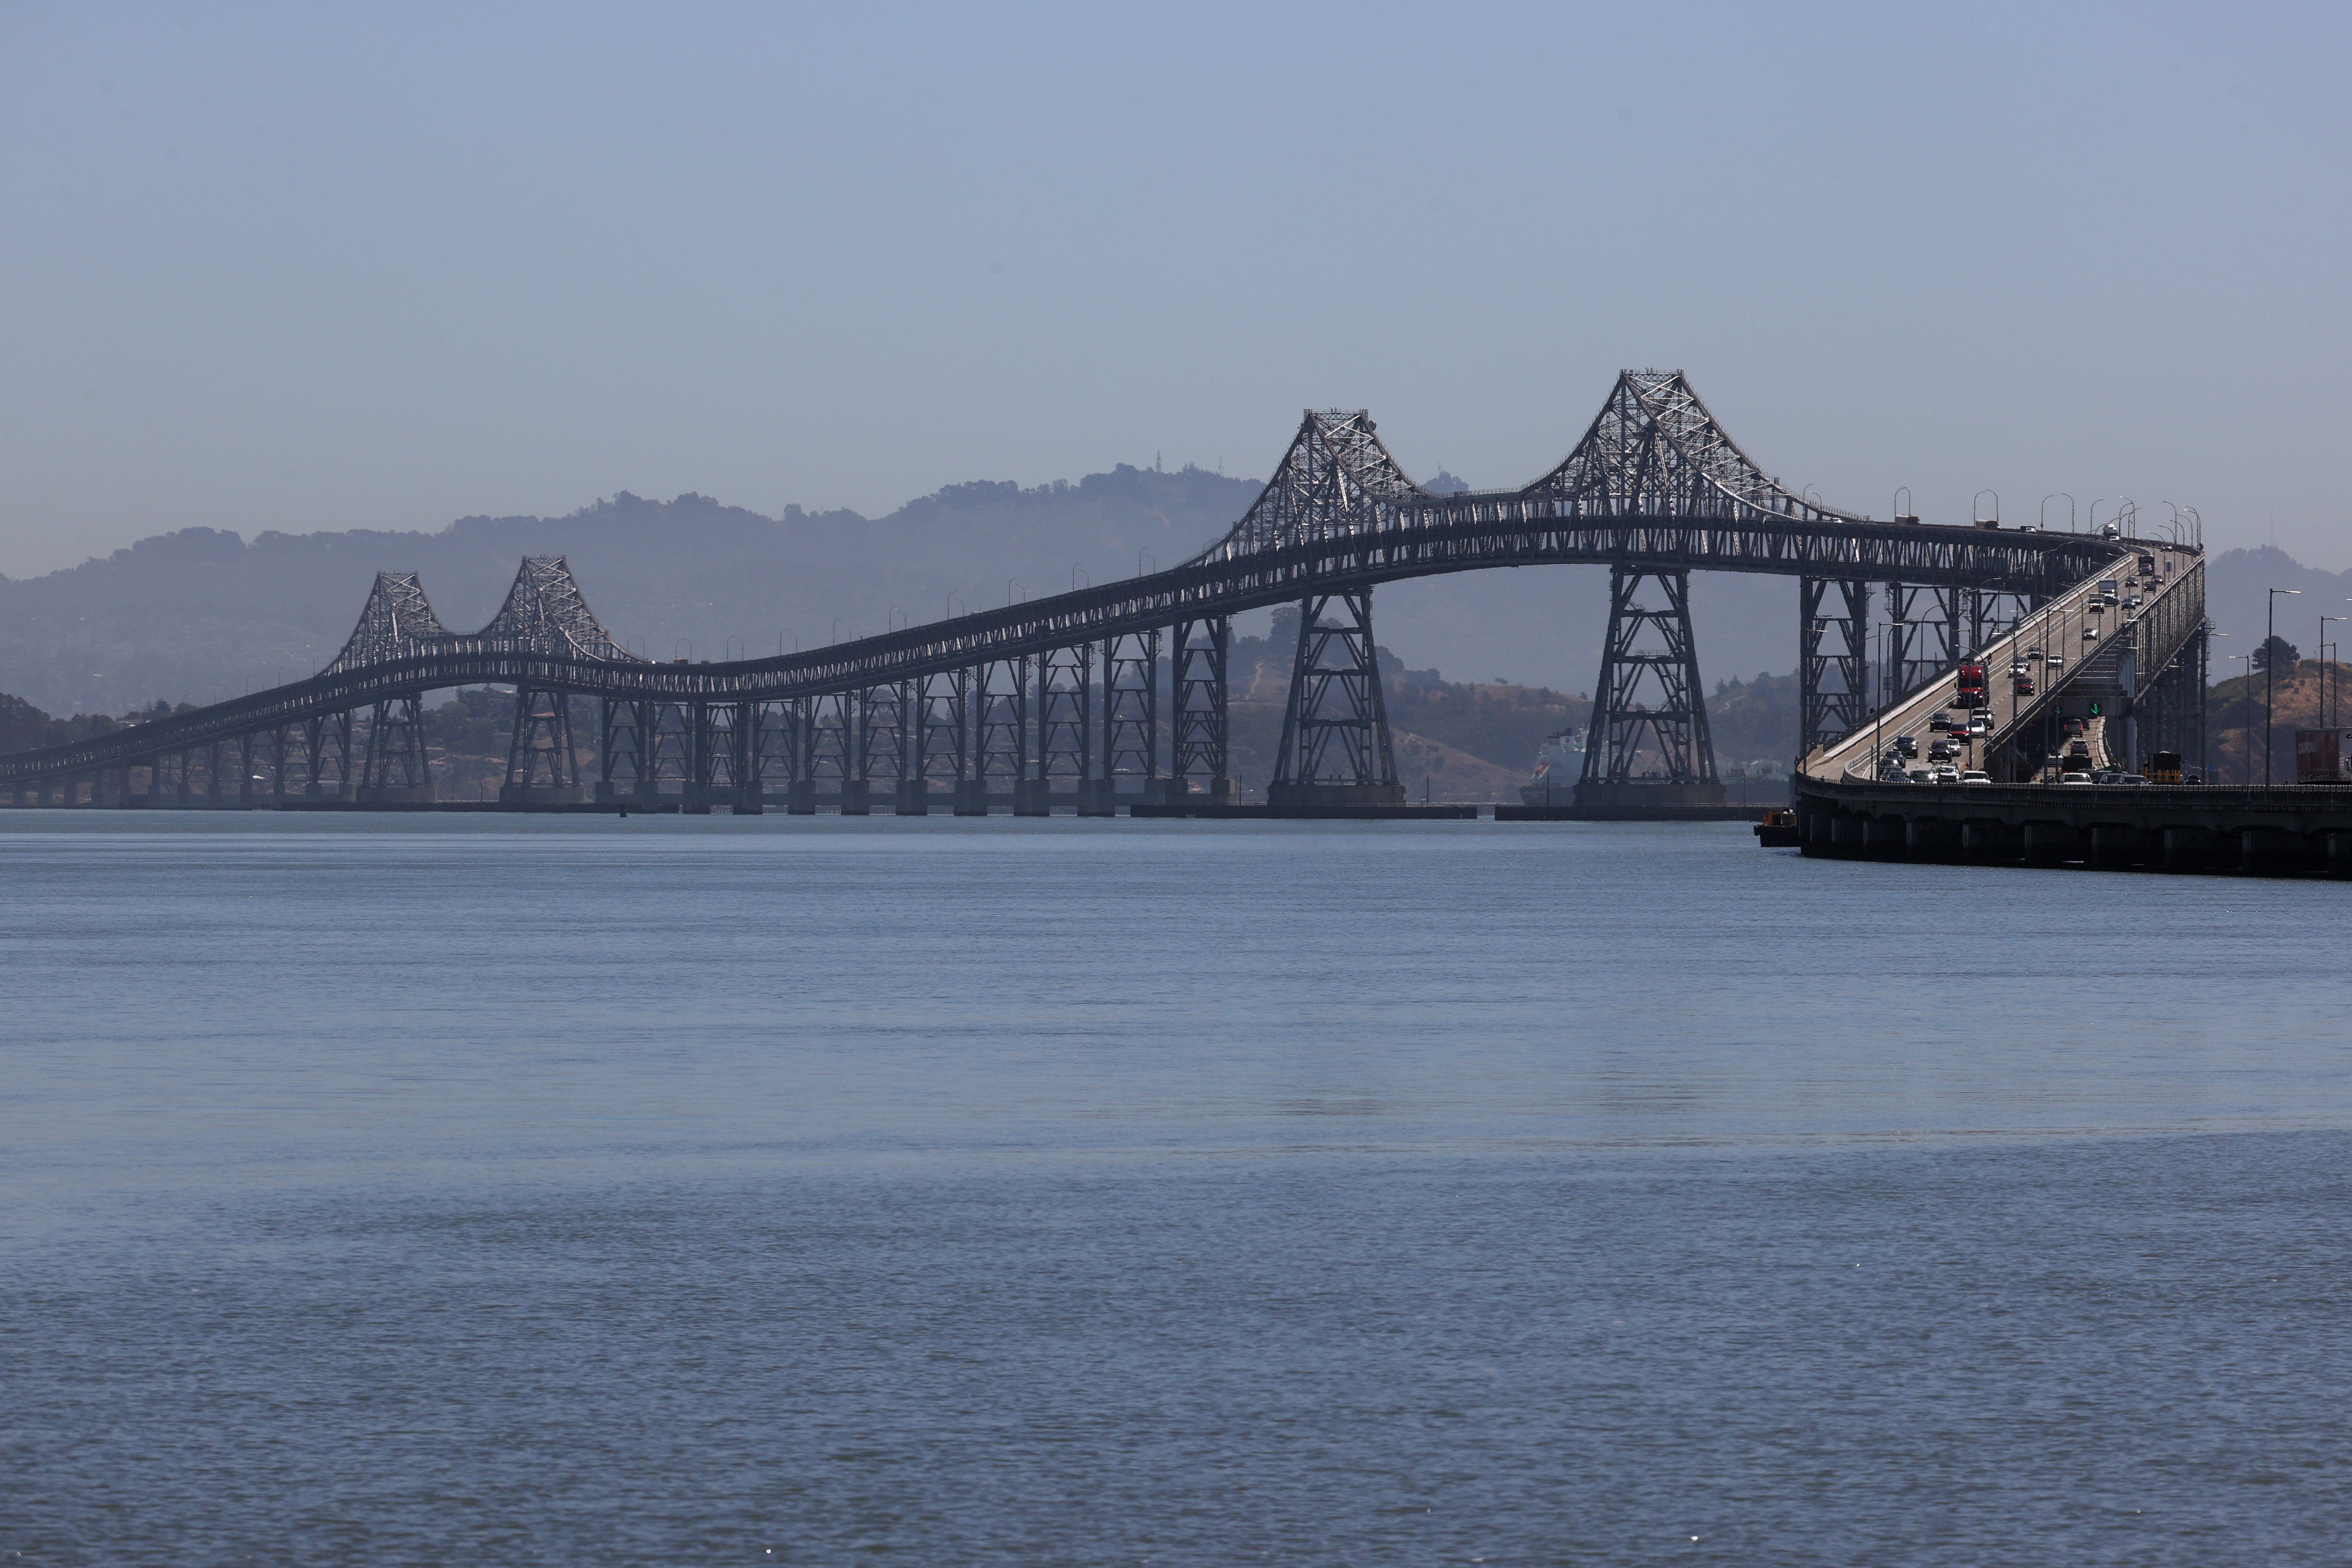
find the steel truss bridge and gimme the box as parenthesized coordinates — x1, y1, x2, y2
(0, 371, 2205, 814)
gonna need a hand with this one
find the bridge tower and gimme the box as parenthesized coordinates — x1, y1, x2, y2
(359, 693, 434, 804)
(501, 689, 583, 804)
(1269, 592, 1405, 812)
(1575, 567, 1724, 809)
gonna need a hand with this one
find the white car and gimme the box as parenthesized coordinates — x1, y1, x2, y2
(2059, 772, 2093, 785)
(1958, 770, 1992, 784)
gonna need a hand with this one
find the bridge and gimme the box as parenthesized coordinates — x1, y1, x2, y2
(3, 370, 2205, 824)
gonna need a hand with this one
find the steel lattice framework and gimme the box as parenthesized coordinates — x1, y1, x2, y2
(3, 372, 2196, 809)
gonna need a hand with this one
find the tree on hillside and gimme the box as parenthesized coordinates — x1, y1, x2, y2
(2254, 634, 2300, 673)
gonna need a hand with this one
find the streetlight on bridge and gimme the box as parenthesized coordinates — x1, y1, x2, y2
(2320, 612, 2347, 733)
(2266, 587, 2302, 787)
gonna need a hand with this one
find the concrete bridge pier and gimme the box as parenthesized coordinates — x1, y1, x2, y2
(893, 780, 931, 816)
(2023, 822, 2079, 865)
(1012, 779, 1052, 817)
(1075, 780, 1119, 818)
(2241, 828, 2297, 875)
(785, 781, 818, 816)
(2089, 824, 2145, 870)
(2160, 827, 2219, 871)
(1905, 817, 1960, 858)
(2327, 832, 2352, 877)
(951, 779, 990, 816)
(838, 779, 873, 817)
(1961, 820, 2017, 861)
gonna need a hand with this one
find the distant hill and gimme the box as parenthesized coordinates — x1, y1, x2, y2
(0, 465, 1260, 718)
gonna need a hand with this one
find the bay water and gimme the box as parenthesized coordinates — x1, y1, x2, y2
(4, 815, 2348, 1564)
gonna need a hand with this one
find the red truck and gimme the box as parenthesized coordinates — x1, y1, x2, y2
(1956, 662, 1988, 709)
(2296, 729, 2352, 783)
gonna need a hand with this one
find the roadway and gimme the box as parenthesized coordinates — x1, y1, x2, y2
(1806, 540, 2201, 785)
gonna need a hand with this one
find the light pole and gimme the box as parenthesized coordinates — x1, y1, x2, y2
(2231, 651, 2255, 785)
(2321, 613, 2346, 732)
(2266, 587, 2302, 786)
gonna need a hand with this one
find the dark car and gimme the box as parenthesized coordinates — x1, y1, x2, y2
(2013, 675, 2036, 696)
(1929, 738, 1960, 762)
(1895, 735, 1919, 758)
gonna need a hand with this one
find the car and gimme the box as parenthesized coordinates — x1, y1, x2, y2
(2047, 654, 2067, 673)
(1967, 714, 1992, 737)
(2083, 625, 2099, 642)
(2092, 770, 2121, 784)
(2114, 773, 2149, 786)
(1958, 770, 1992, 784)
(1929, 738, 1959, 761)
(1929, 709, 1955, 732)
(2059, 772, 2094, 784)
(1894, 734, 1919, 758)
(2061, 717, 2086, 737)
(2013, 676, 2036, 695)
(2010, 662, 2030, 677)
(1878, 763, 1909, 781)
(1906, 767, 1934, 784)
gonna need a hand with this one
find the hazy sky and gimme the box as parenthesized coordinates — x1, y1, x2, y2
(5, 3, 2348, 579)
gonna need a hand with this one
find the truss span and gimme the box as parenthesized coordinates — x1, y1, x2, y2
(1, 372, 2158, 792)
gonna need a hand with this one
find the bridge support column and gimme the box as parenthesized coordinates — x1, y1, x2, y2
(1012, 778, 1052, 817)
(1960, 820, 2018, 861)
(2163, 827, 2221, 872)
(1575, 567, 1723, 810)
(786, 780, 818, 815)
(2325, 831, 2352, 877)
(1862, 816, 1906, 854)
(838, 778, 872, 816)
(358, 695, 435, 805)
(2023, 822, 2078, 865)
(1171, 617, 1231, 805)
(952, 778, 990, 816)
(1905, 817, 1960, 858)
(2089, 824, 2145, 870)
(1268, 591, 1405, 812)
(2240, 828, 2297, 875)
(894, 779, 931, 816)
(1099, 629, 1157, 812)
(1800, 578, 1871, 756)
(502, 688, 585, 805)
(1075, 779, 1118, 818)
